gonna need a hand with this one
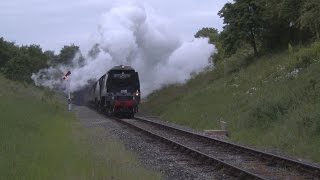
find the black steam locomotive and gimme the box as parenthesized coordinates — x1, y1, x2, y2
(90, 65, 140, 118)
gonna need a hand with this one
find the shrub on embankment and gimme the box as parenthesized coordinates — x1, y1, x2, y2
(0, 75, 160, 180)
(141, 41, 320, 162)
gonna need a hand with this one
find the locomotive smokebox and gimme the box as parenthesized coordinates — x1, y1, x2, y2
(89, 65, 140, 118)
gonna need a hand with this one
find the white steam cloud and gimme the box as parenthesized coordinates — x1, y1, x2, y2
(32, 3, 215, 96)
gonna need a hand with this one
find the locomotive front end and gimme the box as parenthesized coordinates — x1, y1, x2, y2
(106, 65, 140, 118)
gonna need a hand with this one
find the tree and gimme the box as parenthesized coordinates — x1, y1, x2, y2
(3, 44, 48, 82)
(195, 27, 227, 62)
(261, 0, 313, 50)
(4, 52, 47, 82)
(299, 0, 320, 39)
(219, 25, 243, 57)
(44, 50, 58, 65)
(195, 28, 220, 44)
(58, 44, 80, 65)
(218, 0, 265, 56)
(0, 37, 19, 69)
(278, 0, 303, 23)
(21, 45, 47, 60)
(88, 43, 101, 59)
(212, 0, 318, 58)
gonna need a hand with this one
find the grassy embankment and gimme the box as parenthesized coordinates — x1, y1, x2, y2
(141, 41, 320, 162)
(0, 75, 160, 180)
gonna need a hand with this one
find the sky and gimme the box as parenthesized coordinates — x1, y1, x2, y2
(0, 0, 229, 53)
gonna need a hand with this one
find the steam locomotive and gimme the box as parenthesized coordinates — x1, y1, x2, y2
(90, 65, 140, 118)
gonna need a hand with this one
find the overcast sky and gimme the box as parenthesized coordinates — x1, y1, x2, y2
(0, 0, 229, 53)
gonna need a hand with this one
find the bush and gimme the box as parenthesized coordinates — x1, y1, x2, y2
(293, 41, 320, 69)
(4, 53, 47, 82)
(2, 44, 48, 82)
(222, 48, 255, 74)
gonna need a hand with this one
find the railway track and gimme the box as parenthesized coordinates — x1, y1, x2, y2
(111, 116, 320, 179)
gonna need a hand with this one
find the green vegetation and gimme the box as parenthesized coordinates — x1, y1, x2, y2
(142, 41, 320, 162)
(195, 0, 320, 63)
(143, 0, 320, 161)
(77, 123, 161, 180)
(1, 0, 319, 173)
(0, 37, 83, 83)
(0, 75, 160, 180)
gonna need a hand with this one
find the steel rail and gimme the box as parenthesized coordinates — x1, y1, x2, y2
(112, 116, 266, 179)
(134, 116, 320, 179)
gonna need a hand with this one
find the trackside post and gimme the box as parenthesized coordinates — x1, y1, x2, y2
(63, 71, 72, 111)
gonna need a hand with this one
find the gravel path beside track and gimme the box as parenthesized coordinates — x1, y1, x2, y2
(74, 106, 233, 180)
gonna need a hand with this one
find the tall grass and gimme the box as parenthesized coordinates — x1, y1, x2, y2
(0, 75, 161, 180)
(142, 41, 320, 162)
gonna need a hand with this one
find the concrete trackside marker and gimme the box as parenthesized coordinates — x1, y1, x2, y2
(204, 120, 229, 137)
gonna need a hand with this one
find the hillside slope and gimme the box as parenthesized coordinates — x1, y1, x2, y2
(141, 41, 320, 162)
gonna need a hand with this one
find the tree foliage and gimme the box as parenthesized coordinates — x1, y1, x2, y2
(195, 28, 219, 44)
(195, 28, 226, 63)
(299, 0, 320, 39)
(0, 37, 82, 83)
(3, 45, 48, 82)
(0, 38, 19, 69)
(58, 44, 80, 65)
(196, 0, 320, 59)
(219, 0, 265, 56)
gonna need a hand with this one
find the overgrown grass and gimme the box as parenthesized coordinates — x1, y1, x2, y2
(142, 41, 320, 162)
(76, 124, 161, 180)
(0, 75, 160, 180)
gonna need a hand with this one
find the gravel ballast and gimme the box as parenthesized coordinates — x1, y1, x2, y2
(74, 106, 232, 180)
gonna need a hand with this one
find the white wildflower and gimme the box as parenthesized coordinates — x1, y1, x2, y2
(232, 84, 239, 88)
(286, 68, 301, 78)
